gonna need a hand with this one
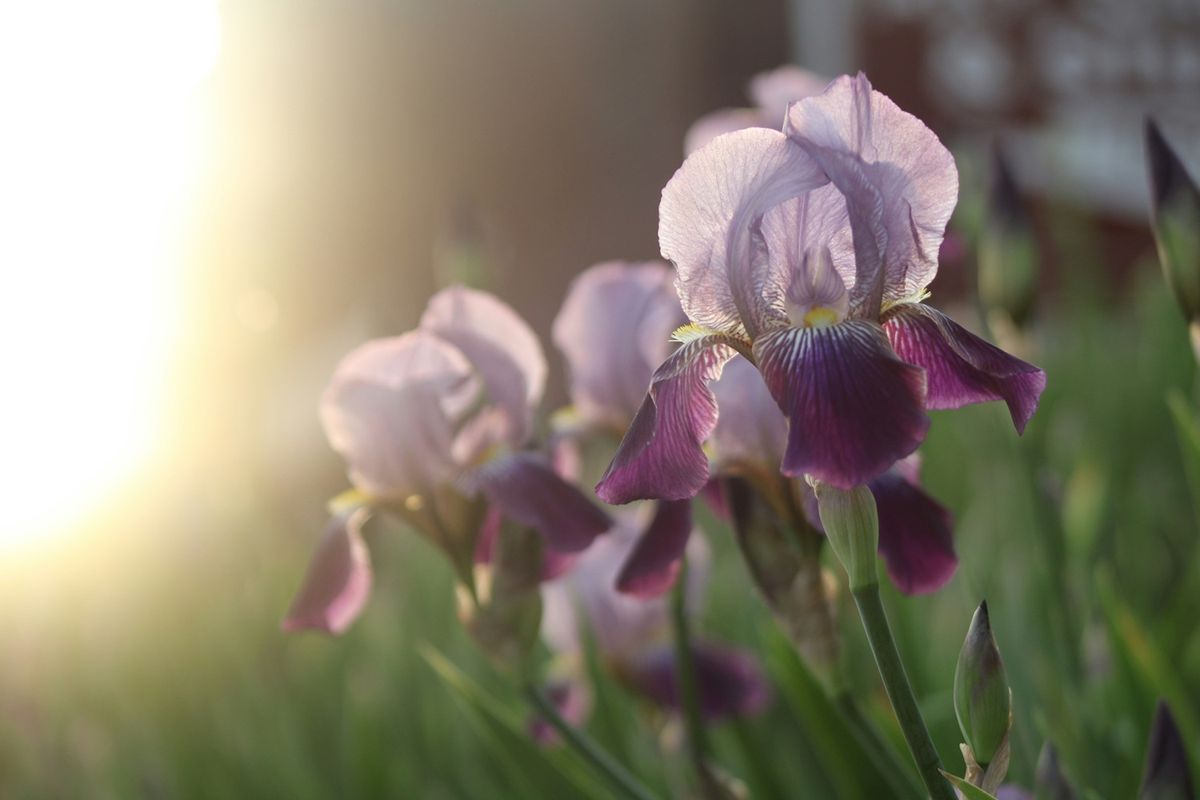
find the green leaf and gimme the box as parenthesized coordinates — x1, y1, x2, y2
(1166, 390, 1200, 527)
(939, 770, 1000, 800)
(419, 643, 609, 800)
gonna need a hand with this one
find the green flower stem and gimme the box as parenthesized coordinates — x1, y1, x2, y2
(523, 683, 659, 800)
(670, 562, 730, 799)
(851, 582, 956, 800)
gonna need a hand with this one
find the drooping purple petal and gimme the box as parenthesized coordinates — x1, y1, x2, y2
(785, 73, 958, 304)
(621, 641, 771, 719)
(595, 335, 738, 504)
(747, 65, 830, 128)
(552, 262, 685, 429)
(420, 286, 548, 450)
(753, 320, 928, 488)
(660, 127, 828, 337)
(685, 107, 768, 156)
(473, 452, 611, 554)
(709, 353, 788, 472)
(615, 500, 693, 598)
(869, 463, 956, 595)
(320, 332, 477, 498)
(883, 303, 1046, 434)
(282, 510, 373, 635)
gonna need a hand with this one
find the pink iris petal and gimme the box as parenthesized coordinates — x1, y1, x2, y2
(596, 336, 738, 504)
(552, 262, 685, 429)
(660, 127, 828, 337)
(473, 452, 611, 554)
(785, 73, 958, 305)
(420, 286, 547, 450)
(614, 500, 693, 598)
(709, 354, 788, 471)
(753, 321, 928, 489)
(869, 460, 957, 595)
(622, 641, 771, 720)
(282, 509, 373, 635)
(883, 303, 1046, 434)
(320, 332, 477, 499)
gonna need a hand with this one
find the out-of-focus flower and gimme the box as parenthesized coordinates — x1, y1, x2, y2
(552, 262, 693, 598)
(979, 144, 1038, 329)
(685, 65, 829, 155)
(1138, 701, 1195, 800)
(539, 512, 770, 726)
(284, 286, 610, 640)
(1145, 119, 1200, 356)
(954, 601, 1011, 768)
(597, 73, 1045, 505)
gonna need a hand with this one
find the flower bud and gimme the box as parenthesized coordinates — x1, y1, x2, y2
(979, 144, 1038, 327)
(458, 521, 544, 672)
(954, 600, 1011, 765)
(724, 478, 840, 682)
(1138, 701, 1195, 800)
(814, 482, 879, 591)
(1145, 119, 1200, 328)
(1034, 742, 1075, 800)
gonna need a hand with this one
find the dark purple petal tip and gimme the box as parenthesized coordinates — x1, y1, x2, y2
(754, 321, 929, 489)
(870, 470, 956, 595)
(615, 500, 693, 598)
(884, 303, 1046, 434)
(596, 337, 736, 504)
(476, 452, 611, 553)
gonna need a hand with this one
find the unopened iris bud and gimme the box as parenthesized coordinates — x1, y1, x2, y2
(459, 521, 544, 672)
(979, 144, 1038, 327)
(1138, 701, 1195, 800)
(954, 600, 1011, 766)
(813, 483, 879, 591)
(1145, 120, 1200, 339)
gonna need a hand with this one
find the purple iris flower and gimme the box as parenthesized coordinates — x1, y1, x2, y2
(596, 73, 1045, 504)
(552, 262, 696, 598)
(284, 286, 610, 635)
(540, 512, 770, 723)
(685, 65, 829, 156)
(712, 356, 957, 594)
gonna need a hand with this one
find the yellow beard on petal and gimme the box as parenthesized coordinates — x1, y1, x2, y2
(802, 307, 840, 328)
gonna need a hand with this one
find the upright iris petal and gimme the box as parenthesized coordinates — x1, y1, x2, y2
(552, 261, 684, 430)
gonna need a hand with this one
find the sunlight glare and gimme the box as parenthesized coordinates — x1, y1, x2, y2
(0, 2, 220, 546)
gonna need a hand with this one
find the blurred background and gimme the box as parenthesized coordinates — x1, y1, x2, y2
(1, 0, 1198, 797)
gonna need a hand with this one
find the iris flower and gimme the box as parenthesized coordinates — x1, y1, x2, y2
(285, 286, 609, 635)
(539, 510, 769, 729)
(552, 261, 696, 598)
(596, 73, 1045, 506)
